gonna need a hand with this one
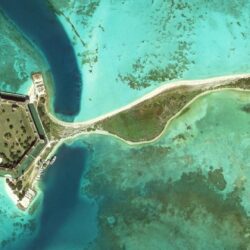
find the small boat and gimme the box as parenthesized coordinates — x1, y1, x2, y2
(49, 156, 57, 165)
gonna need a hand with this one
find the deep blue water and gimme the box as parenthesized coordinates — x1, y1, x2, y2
(25, 142, 98, 250)
(0, 3, 99, 248)
(0, 0, 82, 119)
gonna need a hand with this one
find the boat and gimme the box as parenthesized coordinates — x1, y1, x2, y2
(49, 156, 57, 165)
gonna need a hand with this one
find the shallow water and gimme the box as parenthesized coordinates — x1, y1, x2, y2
(27, 142, 98, 250)
(0, 10, 48, 94)
(1, 1, 250, 249)
(0, 141, 98, 250)
(2, 0, 250, 122)
(1, 89, 250, 249)
(50, 0, 250, 121)
(79, 90, 250, 249)
(0, 179, 37, 250)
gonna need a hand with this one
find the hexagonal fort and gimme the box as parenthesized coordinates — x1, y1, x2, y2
(0, 91, 47, 177)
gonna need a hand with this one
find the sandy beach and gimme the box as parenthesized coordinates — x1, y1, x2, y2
(4, 181, 18, 205)
(25, 72, 250, 149)
(49, 73, 250, 129)
(61, 87, 250, 146)
(55, 74, 250, 147)
(3, 72, 250, 212)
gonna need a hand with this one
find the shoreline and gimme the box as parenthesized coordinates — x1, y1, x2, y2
(48, 73, 250, 128)
(59, 88, 250, 147)
(3, 73, 250, 209)
(4, 180, 18, 205)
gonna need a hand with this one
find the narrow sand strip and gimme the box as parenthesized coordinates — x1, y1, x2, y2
(8, 74, 248, 205)
(61, 87, 250, 146)
(49, 73, 250, 128)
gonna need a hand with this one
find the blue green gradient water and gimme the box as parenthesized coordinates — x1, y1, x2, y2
(1, 1, 250, 249)
(0, 141, 98, 250)
(1, 89, 250, 249)
(50, 0, 250, 121)
(2, 0, 250, 121)
(80, 89, 250, 249)
(0, 0, 82, 119)
(0, 9, 48, 94)
(27, 142, 98, 250)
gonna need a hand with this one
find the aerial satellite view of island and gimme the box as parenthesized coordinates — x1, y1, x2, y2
(1, 0, 250, 249)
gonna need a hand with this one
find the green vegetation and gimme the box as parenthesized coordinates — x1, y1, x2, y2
(0, 101, 37, 169)
(0, 92, 51, 180)
(217, 77, 250, 89)
(100, 78, 250, 142)
(37, 96, 64, 139)
(37, 96, 90, 140)
(100, 86, 201, 142)
(6, 174, 27, 200)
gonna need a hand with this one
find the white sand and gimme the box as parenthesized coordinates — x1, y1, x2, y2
(5, 74, 249, 204)
(50, 73, 250, 128)
(52, 74, 250, 147)
(4, 180, 19, 205)
(28, 84, 37, 103)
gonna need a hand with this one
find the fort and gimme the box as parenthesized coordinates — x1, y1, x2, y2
(1, 71, 94, 211)
(1, 73, 52, 210)
(0, 90, 47, 177)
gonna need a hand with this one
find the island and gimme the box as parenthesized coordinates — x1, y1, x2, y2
(2, 72, 250, 211)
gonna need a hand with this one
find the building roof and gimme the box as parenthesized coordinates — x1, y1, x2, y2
(0, 91, 29, 102)
(32, 72, 43, 83)
(28, 103, 47, 140)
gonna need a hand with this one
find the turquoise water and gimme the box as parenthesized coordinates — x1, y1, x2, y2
(0, 141, 98, 250)
(49, 0, 250, 121)
(2, 89, 250, 249)
(0, 178, 38, 250)
(79, 90, 250, 249)
(2, 0, 250, 121)
(27, 141, 98, 250)
(1, 1, 250, 249)
(0, 9, 48, 94)
(0, 0, 82, 119)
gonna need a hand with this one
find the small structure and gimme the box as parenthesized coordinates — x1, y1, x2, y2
(0, 91, 29, 102)
(31, 72, 46, 97)
(17, 188, 36, 210)
(28, 103, 47, 140)
(49, 156, 57, 165)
